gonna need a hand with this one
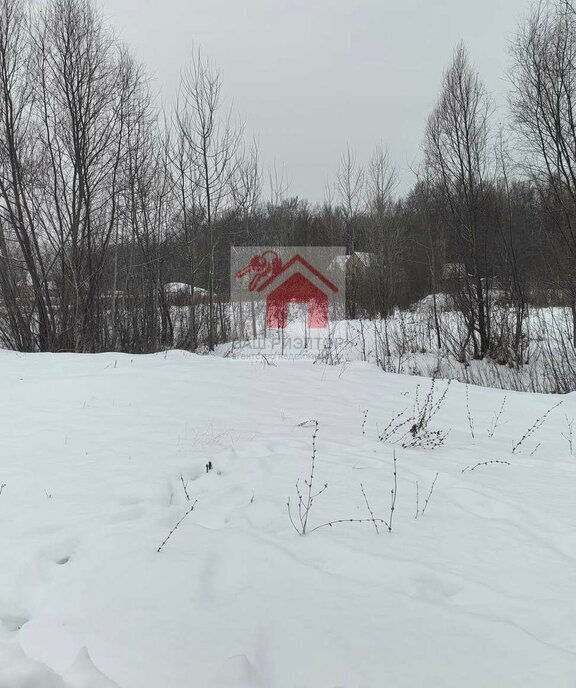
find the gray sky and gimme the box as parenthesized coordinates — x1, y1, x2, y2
(99, 0, 532, 202)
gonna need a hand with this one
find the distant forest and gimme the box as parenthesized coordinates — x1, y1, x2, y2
(1, 0, 576, 361)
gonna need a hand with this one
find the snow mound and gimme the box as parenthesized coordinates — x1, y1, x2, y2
(0, 644, 67, 688)
(65, 648, 121, 688)
(0, 645, 120, 688)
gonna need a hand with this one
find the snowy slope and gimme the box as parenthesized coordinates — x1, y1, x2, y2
(0, 349, 575, 686)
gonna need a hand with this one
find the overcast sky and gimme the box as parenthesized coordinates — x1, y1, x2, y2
(99, 0, 532, 203)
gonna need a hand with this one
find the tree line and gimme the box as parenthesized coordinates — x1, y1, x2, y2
(1, 0, 576, 362)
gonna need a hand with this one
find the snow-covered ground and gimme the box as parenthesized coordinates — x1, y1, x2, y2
(222, 302, 576, 393)
(1, 346, 575, 686)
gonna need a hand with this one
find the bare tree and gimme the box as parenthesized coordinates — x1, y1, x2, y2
(364, 144, 401, 317)
(32, 0, 145, 351)
(335, 147, 364, 317)
(0, 0, 53, 351)
(170, 101, 203, 349)
(408, 172, 446, 349)
(425, 43, 493, 359)
(176, 50, 242, 350)
(230, 139, 262, 340)
(510, 0, 576, 344)
(336, 146, 364, 255)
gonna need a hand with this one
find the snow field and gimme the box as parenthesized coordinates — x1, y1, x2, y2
(0, 349, 575, 686)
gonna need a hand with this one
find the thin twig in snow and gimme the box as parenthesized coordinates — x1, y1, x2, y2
(306, 517, 387, 534)
(465, 384, 475, 439)
(462, 460, 511, 473)
(561, 414, 574, 455)
(488, 396, 507, 439)
(360, 483, 380, 534)
(421, 473, 438, 516)
(512, 401, 563, 454)
(388, 451, 397, 532)
(157, 500, 198, 553)
(179, 473, 190, 501)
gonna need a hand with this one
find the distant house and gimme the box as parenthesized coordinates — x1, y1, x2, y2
(164, 282, 209, 306)
(98, 290, 128, 308)
(440, 264, 501, 287)
(329, 252, 376, 276)
(7, 272, 59, 304)
(440, 262, 467, 281)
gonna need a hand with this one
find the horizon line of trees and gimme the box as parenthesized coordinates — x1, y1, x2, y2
(1, 0, 576, 364)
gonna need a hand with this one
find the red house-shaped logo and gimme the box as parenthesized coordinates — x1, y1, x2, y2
(235, 251, 338, 329)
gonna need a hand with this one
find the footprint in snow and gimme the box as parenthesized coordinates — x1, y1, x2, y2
(106, 504, 146, 525)
(0, 613, 30, 632)
(210, 654, 267, 688)
(413, 573, 463, 603)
